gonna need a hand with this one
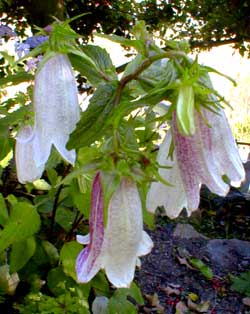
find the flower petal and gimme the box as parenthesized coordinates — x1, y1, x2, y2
(34, 54, 80, 165)
(76, 234, 90, 245)
(147, 131, 188, 218)
(137, 231, 154, 256)
(15, 126, 44, 183)
(76, 173, 104, 283)
(103, 178, 148, 288)
(203, 108, 245, 183)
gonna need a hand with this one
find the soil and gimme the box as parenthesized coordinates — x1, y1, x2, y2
(135, 188, 250, 314)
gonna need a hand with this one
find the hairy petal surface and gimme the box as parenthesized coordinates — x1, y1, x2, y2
(103, 178, 153, 288)
(33, 54, 80, 166)
(76, 173, 104, 283)
(15, 126, 44, 184)
(147, 108, 245, 218)
(146, 131, 188, 218)
(202, 108, 245, 184)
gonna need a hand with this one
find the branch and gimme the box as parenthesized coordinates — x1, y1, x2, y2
(113, 50, 188, 107)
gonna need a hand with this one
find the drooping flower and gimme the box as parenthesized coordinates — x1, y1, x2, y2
(33, 54, 80, 166)
(76, 173, 153, 288)
(15, 54, 80, 183)
(147, 108, 245, 218)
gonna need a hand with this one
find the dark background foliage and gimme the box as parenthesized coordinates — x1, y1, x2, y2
(0, 0, 250, 54)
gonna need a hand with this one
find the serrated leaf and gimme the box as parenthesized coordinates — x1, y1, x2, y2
(0, 105, 32, 127)
(60, 241, 82, 280)
(0, 71, 33, 87)
(9, 236, 36, 273)
(0, 202, 40, 254)
(69, 45, 117, 86)
(67, 83, 116, 149)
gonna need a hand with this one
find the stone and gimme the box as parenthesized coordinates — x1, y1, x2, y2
(173, 223, 208, 240)
(205, 239, 250, 272)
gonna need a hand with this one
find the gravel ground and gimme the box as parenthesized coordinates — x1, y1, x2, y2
(136, 223, 250, 314)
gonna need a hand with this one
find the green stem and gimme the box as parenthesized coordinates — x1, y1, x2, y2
(113, 50, 188, 107)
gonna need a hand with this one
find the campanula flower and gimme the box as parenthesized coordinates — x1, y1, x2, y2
(147, 108, 245, 218)
(15, 54, 80, 183)
(76, 173, 153, 288)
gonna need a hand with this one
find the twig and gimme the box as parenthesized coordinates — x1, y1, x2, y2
(50, 184, 63, 239)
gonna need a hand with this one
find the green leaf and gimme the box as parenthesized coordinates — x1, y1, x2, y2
(0, 193, 8, 226)
(231, 271, 250, 296)
(96, 33, 144, 54)
(91, 271, 110, 296)
(108, 292, 137, 314)
(9, 236, 36, 273)
(189, 258, 213, 280)
(107, 282, 144, 314)
(0, 134, 11, 161)
(69, 45, 117, 86)
(41, 240, 59, 266)
(127, 282, 144, 305)
(0, 71, 33, 87)
(47, 266, 91, 298)
(67, 83, 117, 149)
(60, 241, 82, 281)
(55, 206, 76, 232)
(69, 178, 91, 218)
(0, 105, 32, 127)
(0, 202, 40, 254)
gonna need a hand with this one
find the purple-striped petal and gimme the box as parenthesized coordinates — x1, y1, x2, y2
(76, 172, 104, 282)
(146, 130, 188, 218)
(172, 116, 202, 210)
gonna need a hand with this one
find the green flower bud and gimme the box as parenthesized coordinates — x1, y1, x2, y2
(176, 85, 195, 136)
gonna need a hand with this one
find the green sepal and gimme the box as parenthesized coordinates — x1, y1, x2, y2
(176, 85, 195, 136)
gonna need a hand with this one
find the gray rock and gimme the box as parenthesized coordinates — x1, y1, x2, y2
(205, 239, 250, 272)
(173, 223, 208, 240)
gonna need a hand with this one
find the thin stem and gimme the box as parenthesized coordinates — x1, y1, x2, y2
(113, 50, 188, 107)
(50, 184, 63, 238)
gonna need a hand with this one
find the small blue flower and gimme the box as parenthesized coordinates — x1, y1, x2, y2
(25, 35, 49, 48)
(0, 25, 16, 38)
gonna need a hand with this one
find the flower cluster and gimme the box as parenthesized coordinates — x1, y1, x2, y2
(0, 24, 16, 38)
(15, 35, 48, 58)
(147, 108, 245, 218)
